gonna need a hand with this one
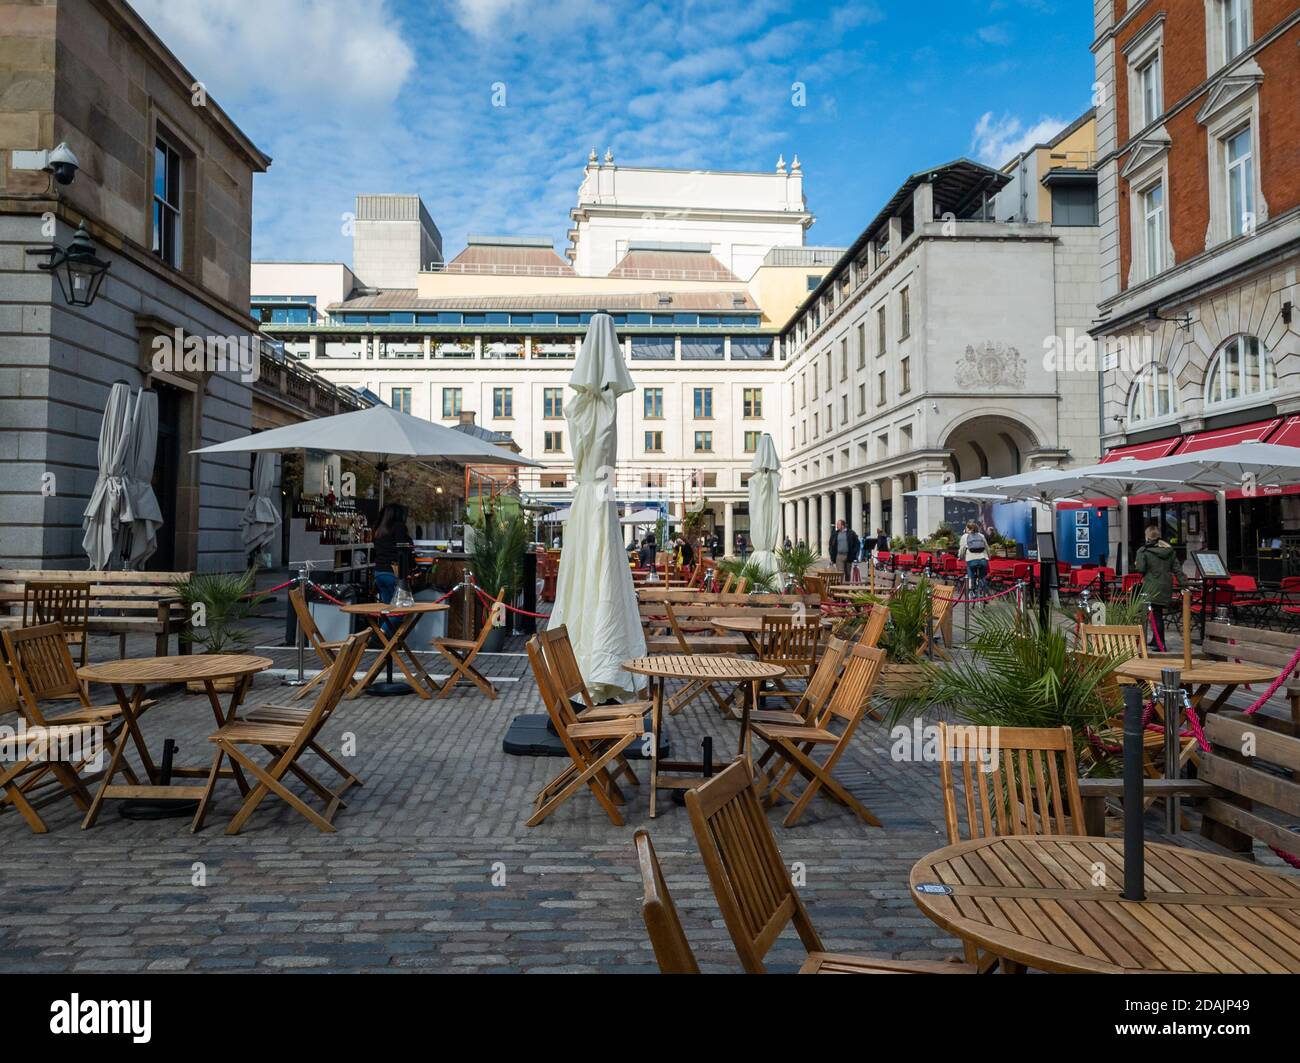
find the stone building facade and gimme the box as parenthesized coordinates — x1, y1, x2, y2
(0, 0, 271, 570)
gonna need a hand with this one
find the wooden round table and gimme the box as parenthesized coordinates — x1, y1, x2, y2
(621, 654, 786, 818)
(76, 654, 272, 829)
(340, 601, 449, 699)
(910, 835, 1300, 973)
(1114, 657, 1277, 716)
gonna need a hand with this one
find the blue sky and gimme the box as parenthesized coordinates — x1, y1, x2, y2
(134, 0, 1096, 267)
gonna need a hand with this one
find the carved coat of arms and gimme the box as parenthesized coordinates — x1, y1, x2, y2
(955, 341, 1026, 390)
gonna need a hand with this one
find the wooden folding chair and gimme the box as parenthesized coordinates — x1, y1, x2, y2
(194, 632, 369, 834)
(803, 574, 827, 599)
(536, 625, 651, 723)
(750, 643, 885, 827)
(685, 759, 973, 974)
(757, 613, 820, 682)
(287, 585, 351, 701)
(3, 624, 144, 741)
(0, 660, 95, 832)
(919, 584, 955, 659)
(939, 722, 1084, 972)
(719, 573, 735, 594)
(243, 629, 371, 793)
(431, 587, 504, 699)
(525, 636, 644, 827)
(855, 604, 888, 649)
(634, 830, 701, 974)
(24, 581, 91, 668)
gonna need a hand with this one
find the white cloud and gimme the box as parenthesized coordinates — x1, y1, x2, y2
(976, 23, 1012, 46)
(130, 0, 414, 110)
(970, 111, 1067, 166)
(829, 2, 885, 35)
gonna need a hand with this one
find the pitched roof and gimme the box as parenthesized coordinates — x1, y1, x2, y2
(607, 249, 738, 281)
(445, 241, 574, 276)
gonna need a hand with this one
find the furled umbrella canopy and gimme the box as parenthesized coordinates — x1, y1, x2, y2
(239, 451, 282, 557)
(748, 433, 782, 577)
(81, 382, 134, 570)
(123, 389, 164, 569)
(547, 313, 646, 700)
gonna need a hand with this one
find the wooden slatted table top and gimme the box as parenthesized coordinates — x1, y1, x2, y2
(1114, 658, 1278, 685)
(340, 601, 449, 616)
(910, 835, 1300, 974)
(621, 655, 786, 682)
(78, 654, 273, 685)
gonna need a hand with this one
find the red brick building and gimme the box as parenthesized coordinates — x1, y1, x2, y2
(1092, 1, 1300, 576)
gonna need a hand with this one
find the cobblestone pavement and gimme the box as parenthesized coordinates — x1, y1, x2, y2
(1, 588, 1295, 973)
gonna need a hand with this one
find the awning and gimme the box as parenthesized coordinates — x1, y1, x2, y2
(1101, 438, 1181, 463)
(1179, 417, 1281, 452)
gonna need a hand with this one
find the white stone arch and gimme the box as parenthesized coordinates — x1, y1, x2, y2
(938, 410, 1044, 482)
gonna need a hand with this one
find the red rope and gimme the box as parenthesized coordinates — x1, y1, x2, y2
(1148, 604, 1166, 653)
(473, 586, 550, 619)
(259, 577, 296, 595)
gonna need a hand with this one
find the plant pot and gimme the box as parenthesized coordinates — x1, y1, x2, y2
(879, 663, 929, 700)
(481, 625, 506, 653)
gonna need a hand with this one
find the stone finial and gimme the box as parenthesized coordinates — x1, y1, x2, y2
(588, 147, 597, 164)
(604, 147, 614, 164)
(791, 154, 802, 172)
(776, 154, 786, 173)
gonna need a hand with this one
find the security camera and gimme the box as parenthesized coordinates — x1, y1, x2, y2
(45, 143, 80, 186)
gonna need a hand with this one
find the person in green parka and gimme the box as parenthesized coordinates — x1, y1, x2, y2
(1134, 524, 1180, 649)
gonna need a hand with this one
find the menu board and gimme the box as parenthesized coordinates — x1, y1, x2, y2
(1193, 551, 1228, 578)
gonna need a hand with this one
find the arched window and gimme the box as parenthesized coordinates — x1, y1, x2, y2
(1205, 335, 1275, 407)
(1128, 364, 1178, 425)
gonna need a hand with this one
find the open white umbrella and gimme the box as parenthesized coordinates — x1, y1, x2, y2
(193, 402, 539, 505)
(123, 390, 164, 569)
(748, 433, 782, 578)
(547, 313, 646, 700)
(82, 382, 133, 570)
(239, 451, 282, 558)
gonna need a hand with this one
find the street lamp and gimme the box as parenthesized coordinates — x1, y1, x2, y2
(27, 222, 111, 308)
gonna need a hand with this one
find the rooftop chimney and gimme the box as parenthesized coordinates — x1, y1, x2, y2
(458, 410, 476, 426)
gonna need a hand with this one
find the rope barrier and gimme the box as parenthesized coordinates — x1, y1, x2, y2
(473, 585, 550, 619)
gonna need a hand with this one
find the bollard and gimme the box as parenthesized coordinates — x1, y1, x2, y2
(1161, 667, 1182, 834)
(1121, 684, 1146, 901)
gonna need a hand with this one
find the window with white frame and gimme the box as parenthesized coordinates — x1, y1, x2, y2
(1198, 70, 1266, 246)
(1127, 365, 1179, 425)
(1225, 126, 1255, 236)
(153, 134, 184, 269)
(1205, 335, 1274, 407)
(1141, 180, 1166, 280)
(1124, 16, 1165, 134)
(1137, 55, 1162, 127)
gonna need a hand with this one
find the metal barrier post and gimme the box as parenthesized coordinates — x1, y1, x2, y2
(1161, 666, 1182, 834)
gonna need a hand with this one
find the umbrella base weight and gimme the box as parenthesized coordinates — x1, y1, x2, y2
(366, 681, 413, 697)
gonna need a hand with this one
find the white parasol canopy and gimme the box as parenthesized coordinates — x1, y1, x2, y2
(748, 433, 782, 577)
(547, 313, 646, 700)
(192, 402, 539, 506)
(82, 382, 134, 570)
(123, 389, 164, 569)
(239, 451, 282, 556)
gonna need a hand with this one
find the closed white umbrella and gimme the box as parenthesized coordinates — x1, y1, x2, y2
(123, 389, 164, 569)
(82, 382, 133, 570)
(239, 451, 282, 558)
(748, 433, 782, 577)
(548, 313, 646, 700)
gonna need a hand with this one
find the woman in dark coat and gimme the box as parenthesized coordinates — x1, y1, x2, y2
(1134, 524, 1180, 649)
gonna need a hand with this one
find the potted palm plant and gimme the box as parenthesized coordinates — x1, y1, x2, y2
(777, 542, 819, 588)
(172, 569, 268, 692)
(714, 556, 778, 593)
(467, 508, 526, 651)
(848, 578, 935, 699)
(888, 603, 1124, 768)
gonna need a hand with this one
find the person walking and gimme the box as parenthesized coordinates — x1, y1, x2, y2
(1134, 524, 1180, 650)
(372, 502, 413, 636)
(958, 520, 990, 596)
(874, 528, 889, 558)
(827, 519, 861, 583)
